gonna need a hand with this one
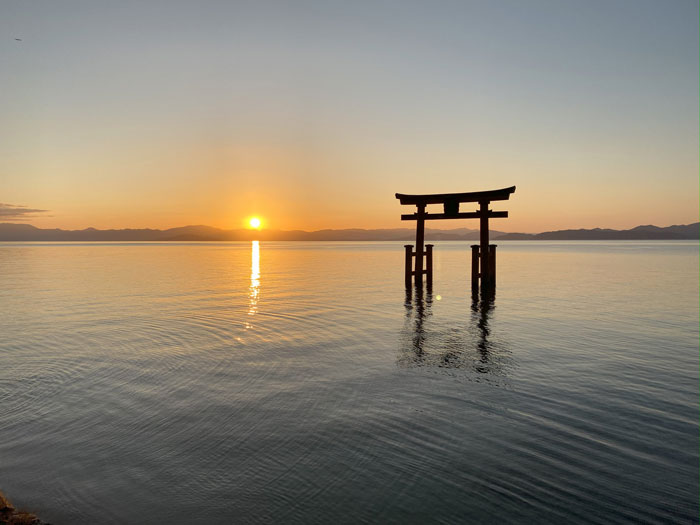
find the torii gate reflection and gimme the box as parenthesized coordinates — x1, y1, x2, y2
(396, 186, 515, 292)
(401, 285, 504, 373)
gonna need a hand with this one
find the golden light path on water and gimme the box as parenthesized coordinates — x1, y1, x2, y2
(247, 240, 260, 327)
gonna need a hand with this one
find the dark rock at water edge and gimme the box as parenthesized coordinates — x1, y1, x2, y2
(0, 491, 49, 525)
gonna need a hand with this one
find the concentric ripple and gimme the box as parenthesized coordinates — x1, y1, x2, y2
(0, 241, 697, 524)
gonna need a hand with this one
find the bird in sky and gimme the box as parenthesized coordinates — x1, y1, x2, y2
(15, 38, 22, 41)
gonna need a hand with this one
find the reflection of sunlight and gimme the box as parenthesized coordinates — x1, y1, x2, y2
(247, 240, 260, 327)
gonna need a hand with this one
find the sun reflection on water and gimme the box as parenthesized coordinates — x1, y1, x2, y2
(247, 240, 260, 326)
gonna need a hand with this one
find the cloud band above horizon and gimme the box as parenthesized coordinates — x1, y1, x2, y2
(0, 203, 49, 221)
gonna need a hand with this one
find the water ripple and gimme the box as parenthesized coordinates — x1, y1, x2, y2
(0, 241, 697, 524)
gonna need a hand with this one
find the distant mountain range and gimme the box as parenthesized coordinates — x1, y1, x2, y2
(498, 223, 699, 240)
(0, 222, 697, 242)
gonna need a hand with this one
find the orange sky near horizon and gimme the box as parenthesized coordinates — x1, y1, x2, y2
(2, 2, 698, 233)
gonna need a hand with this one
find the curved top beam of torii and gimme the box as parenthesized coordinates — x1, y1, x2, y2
(395, 186, 516, 206)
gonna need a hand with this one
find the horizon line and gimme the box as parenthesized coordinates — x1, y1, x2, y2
(1, 221, 698, 236)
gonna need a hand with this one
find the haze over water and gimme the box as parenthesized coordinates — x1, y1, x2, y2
(0, 241, 698, 524)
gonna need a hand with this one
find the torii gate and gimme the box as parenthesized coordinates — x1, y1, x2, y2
(396, 186, 516, 291)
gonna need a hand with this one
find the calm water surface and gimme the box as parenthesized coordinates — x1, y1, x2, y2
(0, 241, 698, 524)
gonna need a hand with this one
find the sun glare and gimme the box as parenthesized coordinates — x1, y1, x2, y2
(249, 217, 262, 229)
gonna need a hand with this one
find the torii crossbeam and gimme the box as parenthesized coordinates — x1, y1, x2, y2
(396, 186, 516, 291)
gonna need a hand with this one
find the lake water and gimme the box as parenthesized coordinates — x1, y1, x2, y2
(0, 241, 698, 524)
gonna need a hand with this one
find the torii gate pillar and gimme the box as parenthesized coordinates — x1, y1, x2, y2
(479, 200, 491, 288)
(396, 186, 515, 292)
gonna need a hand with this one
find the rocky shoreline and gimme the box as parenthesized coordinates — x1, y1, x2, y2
(0, 492, 47, 525)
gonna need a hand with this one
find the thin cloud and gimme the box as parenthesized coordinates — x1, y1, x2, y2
(0, 203, 49, 221)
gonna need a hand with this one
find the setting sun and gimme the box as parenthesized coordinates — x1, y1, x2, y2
(249, 217, 262, 229)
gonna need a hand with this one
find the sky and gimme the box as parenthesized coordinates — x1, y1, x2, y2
(1, 0, 698, 232)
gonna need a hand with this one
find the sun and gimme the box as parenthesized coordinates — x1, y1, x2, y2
(249, 217, 262, 229)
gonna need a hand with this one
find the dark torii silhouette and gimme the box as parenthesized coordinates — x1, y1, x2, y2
(396, 186, 516, 291)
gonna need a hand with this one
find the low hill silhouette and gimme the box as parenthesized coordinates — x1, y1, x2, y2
(498, 223, 699, 240)
(0, 222, 696, 241)
(0, 224, 502, 241)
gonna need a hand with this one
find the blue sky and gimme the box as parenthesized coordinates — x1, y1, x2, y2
(1, 0, 697, 231)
